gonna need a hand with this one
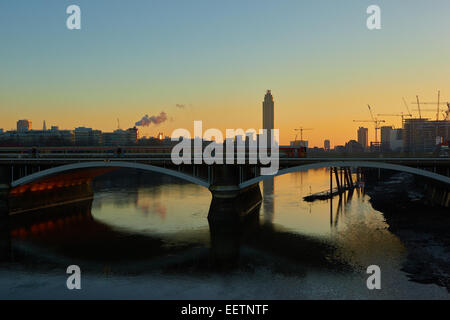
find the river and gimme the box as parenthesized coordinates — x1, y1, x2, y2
(0, 168, 448, 299)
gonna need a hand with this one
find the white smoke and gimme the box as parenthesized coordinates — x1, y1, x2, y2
(135, 112, 168, 127)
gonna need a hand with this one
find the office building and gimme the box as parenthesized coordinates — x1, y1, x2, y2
(74, 127, 102, 145)
(357, 127, 368, 150)
(390, 128, 404, 152)
(345, 140, 364, 153)
(0, 129, 73, 146)
(17, 120, 32, 132)
(380, 126, 393, 152)
(403, 119, 449, 153)
(102, 127, 138, 146)
(324, 139, 330, 151)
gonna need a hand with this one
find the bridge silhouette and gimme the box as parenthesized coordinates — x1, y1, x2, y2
(2, 156, 449, 187)
(1, 152, 449, 220)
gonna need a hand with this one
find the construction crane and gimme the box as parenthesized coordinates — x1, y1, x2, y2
(294, 127, 313, 143)
(411, 107, 448, 121)
(353, 105, 385, 144)
(411, 91, 448, 120)
(444, 103, 450, 121)
(412, 108, 447, 113)
(411, 96, 423, 119)
(378, 97, 432, 128)
(402, 97, 412, 116)
(436, 90, 440, 121)
(377, 112, 412, 124)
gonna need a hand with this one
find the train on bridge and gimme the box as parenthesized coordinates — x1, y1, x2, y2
(0, 145, 307, 159)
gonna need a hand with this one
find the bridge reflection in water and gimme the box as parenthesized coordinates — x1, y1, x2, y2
(0, 172, 343, 272)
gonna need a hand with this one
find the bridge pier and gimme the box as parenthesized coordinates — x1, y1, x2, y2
(208, 165, 262, 223)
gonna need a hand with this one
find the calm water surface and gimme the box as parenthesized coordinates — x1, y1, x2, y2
(0, 168, 448, 299)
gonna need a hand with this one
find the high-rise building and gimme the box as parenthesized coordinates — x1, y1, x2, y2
(390, 128, 404, 152)
(262, 90, 274, 148)
(324, 139, 330, 151)
(357, 127, 368, 150)
(403, 118, 450, 153)
(43, 120, 47, 131)
(380, 126, 393, 152)
(17, 120, 32, 132)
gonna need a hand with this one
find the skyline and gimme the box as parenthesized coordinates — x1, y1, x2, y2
(2, 1, 450, 146)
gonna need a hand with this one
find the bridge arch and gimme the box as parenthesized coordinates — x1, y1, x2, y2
(239, 161, 450, 188)
(11, 161, 210, 188)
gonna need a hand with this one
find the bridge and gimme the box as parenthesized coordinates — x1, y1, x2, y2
(1, 153, 449, 220)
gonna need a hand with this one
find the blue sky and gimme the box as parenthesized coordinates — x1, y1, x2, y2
(1, 0, 450, 145)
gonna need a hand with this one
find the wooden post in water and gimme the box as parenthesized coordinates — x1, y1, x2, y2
(330, 167, 333, 195)
(346, 168, 350, 189)
(343, 167, 352, 188)
(334, 167, 342, 196)
(330, 167, 333, 226)
(348, 168, 354, 187)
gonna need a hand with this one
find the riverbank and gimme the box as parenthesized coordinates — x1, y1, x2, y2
(365, 171, 450, 291)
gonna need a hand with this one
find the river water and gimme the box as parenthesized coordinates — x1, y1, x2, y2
(0, 168, 448, 299)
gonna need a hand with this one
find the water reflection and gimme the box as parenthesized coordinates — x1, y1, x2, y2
(4, 172, 338, 271)
(262, 178, 274, 225)
(0, 168, 448, 299)
(0, 193, 10, 262)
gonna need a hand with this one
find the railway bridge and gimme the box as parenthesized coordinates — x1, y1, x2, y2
(0, 153, 449, 220)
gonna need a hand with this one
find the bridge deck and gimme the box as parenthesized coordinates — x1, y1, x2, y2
(0, 156, 449, 164)
(1, 155, 449, 188)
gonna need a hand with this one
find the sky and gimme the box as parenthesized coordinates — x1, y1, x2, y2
(1, 0, 450, 146)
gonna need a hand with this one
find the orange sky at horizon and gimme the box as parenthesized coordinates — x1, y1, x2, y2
(2, 84, 446, 148)
(3, 55, 449, 148)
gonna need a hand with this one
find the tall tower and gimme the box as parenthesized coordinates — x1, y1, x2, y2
(43, 120, 47, 131)
(263, 90, 274, 131)
(262, 90, 274, 148)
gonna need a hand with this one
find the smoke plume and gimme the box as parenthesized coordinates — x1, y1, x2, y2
(135, 112, 168, 127)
